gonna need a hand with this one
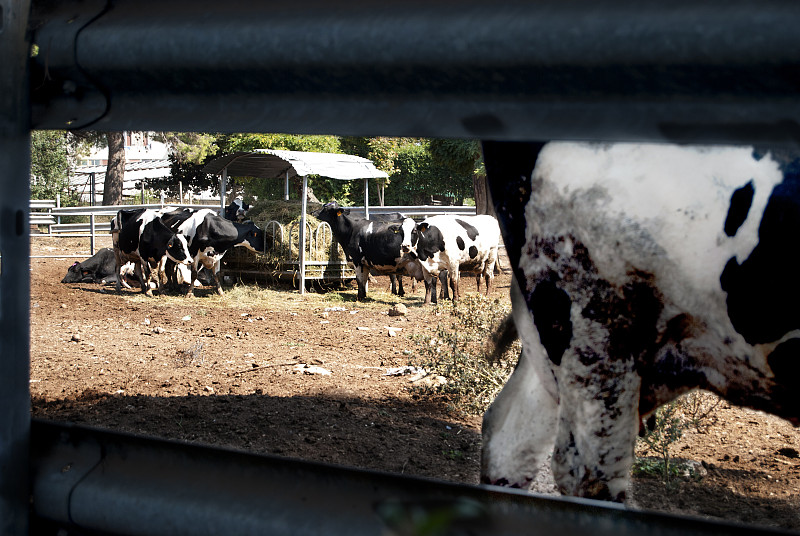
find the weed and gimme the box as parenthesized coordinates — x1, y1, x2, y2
(410, 294, 519, 416)
(635, 390, 720, 484)
(442, 449, 465, 461)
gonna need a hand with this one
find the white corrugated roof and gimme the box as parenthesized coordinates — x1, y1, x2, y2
(200, 150, 388, 181)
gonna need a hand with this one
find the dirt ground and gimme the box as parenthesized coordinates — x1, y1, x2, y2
(29, 237, 800, 532)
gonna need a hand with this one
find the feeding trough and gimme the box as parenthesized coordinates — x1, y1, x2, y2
(200, 150, 388, 293)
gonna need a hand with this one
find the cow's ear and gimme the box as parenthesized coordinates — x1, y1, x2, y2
(336, 209, 344, 217)
(418, 223, 429, 233)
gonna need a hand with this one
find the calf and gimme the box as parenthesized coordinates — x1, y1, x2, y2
(403, 214, 500, 304)
(315, 202, 426, 301)
(61, 248, 134, 288)
(111, 208, 193, 296)
(172, 208, 267, 297)
(480, 141, 800, 503)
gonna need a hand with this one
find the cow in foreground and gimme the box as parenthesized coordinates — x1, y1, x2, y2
(61, 248, 137, 288)
(480, 141, 800, 503)
(403, 214, 500, 304)
(111, 208, 193, 296)
(315, 202, 434, 301)
(169, 208, 267, 297)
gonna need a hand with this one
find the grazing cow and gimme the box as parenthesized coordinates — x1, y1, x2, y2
(172, 208, 267, 297)
(224, 198, 250, 222)
(403, 214, 500, 304)
(111, 208, 193, 296)
(480, 141, 800, 503)
(315, 202, 437, 301)
(61, 248, 136, 288)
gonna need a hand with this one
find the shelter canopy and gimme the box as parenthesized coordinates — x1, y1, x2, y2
(199, 149, 388, 181)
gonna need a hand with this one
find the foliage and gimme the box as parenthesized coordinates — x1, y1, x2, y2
(634, 391, 720, 484)
(146, 132, 478, 206)
(428, 139, 482, 176)
(410, 294, 519, 415)
(386, 141, 474, 205)
(30, 131, 70, 199)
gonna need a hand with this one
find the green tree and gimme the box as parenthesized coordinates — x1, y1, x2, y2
(30, 131, 70, 200)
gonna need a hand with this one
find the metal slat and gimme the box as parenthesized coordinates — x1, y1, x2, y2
(29, 0, 800, 144)
(30, 420, 782, 536)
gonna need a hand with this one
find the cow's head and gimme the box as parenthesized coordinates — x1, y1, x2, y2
(61, 262, 88, 283)
(225, 198, 250, 222)
(235, 221, 269, 253)
(399, 217, 418, 256)
(314, 201, 350, 224)
(165, 234, 193, 265)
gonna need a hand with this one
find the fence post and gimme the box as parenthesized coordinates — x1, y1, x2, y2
(89, 213, 96, 255)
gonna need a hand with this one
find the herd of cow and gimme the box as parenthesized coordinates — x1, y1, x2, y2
(61, 199, 503, 305)
(59, 140, 800, 509)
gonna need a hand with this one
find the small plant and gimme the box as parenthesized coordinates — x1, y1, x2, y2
(410, 293, 519, 416)
(634, 400, 687, 483)
(634, 390, 720, 484)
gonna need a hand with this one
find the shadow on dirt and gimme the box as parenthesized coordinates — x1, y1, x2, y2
(31, 390, 482, 484)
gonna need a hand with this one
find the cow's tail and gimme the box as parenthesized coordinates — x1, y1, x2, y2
(486, 313, 518, 364)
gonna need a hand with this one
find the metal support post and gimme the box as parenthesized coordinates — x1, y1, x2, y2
(284, 171, 290, 201)
(0, 1, 32, 534)
(364, 178, 369, 219)
(299, 175, 308, 294)
(220, 167, 228, 217)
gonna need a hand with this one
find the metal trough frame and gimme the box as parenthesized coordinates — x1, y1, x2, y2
(4, 0, 800, 534)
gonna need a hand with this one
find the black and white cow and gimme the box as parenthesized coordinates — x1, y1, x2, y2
(403, 214, 501, 304)
(315, 202, 428, 301)
(224, 198, 250, 222)
(171, 208, 267, 297)
(61, 247, 135, 288)
(480, 141, 800, 503)
(111, 208, 193, 296)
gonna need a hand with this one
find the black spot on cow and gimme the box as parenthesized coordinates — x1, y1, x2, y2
(456, 236, 466, 250)
(469, 245, 478, 259)
(721, 157, 800, 344)
(455, 219, 479, 241)
(724, 181, 754, 237)
(530, 278, 573, 366)
(767, 338, 800, 418)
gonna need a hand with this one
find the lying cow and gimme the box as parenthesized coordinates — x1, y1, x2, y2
(111, 208, 193, 296)
(169, 208, 267, 297)
(315, 202, 444, 301)
(480, 141, 800, 503)
(403, 214, 501, 304)
(61, 248, 136, 288)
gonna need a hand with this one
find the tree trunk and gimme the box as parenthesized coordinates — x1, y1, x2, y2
(472, 174, 494, 216)
(103, 131, 125, 205)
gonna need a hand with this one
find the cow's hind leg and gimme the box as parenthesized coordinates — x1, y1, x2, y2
(482, 278, 558, 488)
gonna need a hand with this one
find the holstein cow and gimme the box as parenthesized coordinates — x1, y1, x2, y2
(480, 141, 800, 503)
(111, 208, 193, 296)
(315, 202, 429, 301)
(403, 214, 501, 304)
(61, 247, 135, 288)
(224, 198, 250, 222)
(171, 208, 267, 297)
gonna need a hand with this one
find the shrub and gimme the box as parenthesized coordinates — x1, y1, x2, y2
(410, 294, 519, 416)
